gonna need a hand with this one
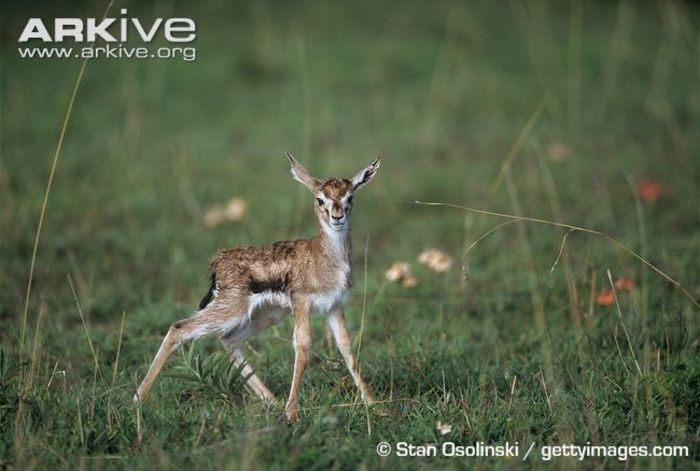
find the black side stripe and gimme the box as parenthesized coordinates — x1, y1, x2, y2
(249, 275, 288, 294)
(199, 272, 216, 309)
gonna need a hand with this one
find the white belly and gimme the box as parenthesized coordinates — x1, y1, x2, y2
(310, 287, 348, 314)
(221, 285, 348, 344)
(248, 291, 293, 315)
(220, 292, 291, 345)
(245, 286, 348, 317)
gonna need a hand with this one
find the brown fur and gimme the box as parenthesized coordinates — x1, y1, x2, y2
(210, 234, 351, 296)
(134, 154, 380, 422)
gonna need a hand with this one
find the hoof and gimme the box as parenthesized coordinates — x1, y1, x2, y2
(285, 408, 300, 423)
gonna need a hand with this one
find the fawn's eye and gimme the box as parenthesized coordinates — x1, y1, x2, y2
(316, 198, 324, 206)
(347, 195, 354, 205)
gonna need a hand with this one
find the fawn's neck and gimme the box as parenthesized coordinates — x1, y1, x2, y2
(318, 222, 352, 268)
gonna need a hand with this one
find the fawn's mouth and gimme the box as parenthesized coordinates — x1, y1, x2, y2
(330, 221, 346, 231)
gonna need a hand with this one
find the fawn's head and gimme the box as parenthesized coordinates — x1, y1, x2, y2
(286, 153, 380, 233)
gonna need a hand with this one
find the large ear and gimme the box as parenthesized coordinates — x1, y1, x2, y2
(351, 158, 381, 191)
(286, 153, 320, 192)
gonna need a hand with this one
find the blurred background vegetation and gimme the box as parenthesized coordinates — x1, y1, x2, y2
(1, 0, 699, 468)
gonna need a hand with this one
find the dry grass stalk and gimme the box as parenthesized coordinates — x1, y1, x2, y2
(415, 200, 699, 309)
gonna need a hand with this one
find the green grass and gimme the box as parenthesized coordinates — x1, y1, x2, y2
(2, 0, 699, 468)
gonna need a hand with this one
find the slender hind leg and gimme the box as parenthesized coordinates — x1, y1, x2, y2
(220, 306, 288, 404)
(327, 307, 374, 404)
(222, 340, 277, 403)
(134, 310, 217, 402)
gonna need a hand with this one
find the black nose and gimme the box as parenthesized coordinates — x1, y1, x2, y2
(332, 215, 343, 221)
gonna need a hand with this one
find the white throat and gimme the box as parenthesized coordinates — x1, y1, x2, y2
(321, 219, 350, 254)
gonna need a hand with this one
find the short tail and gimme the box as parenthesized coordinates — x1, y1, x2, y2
(199, 272, 216, 309)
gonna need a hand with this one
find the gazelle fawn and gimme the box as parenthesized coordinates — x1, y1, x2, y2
(134, 154, 379, 422)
